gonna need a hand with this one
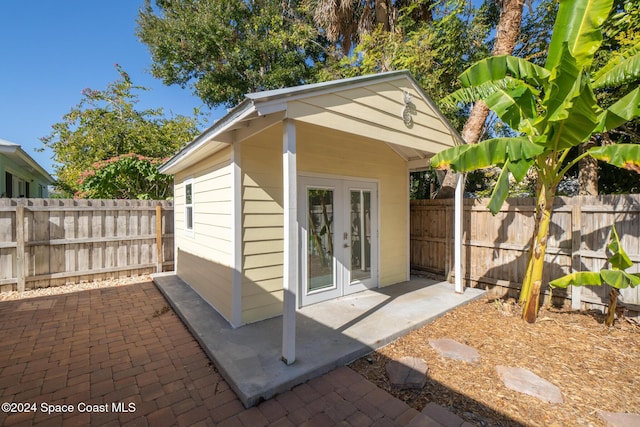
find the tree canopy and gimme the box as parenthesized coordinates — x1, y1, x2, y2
(136, 0, 329, 108)
(77, 154, 174, 200)
(40, 65, 202, 197)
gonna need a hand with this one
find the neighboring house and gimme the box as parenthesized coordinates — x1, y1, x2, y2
(160, 71, 464, 359)
(0, 138, 54, 198)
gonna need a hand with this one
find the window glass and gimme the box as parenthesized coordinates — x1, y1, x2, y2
(185, 181, 193, 232)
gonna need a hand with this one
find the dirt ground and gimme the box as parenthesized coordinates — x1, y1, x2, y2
(350, 297, 640, 427)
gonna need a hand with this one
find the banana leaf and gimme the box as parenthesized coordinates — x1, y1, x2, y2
(546, 0, 613, 71)
(601, 270, 640, 289)
(550, 224, 640, 291)
(459, 55, 550, 89)
(486, 162, 511, 215)
(441, 78, 518, 108)
(549, 271, 604, 288)
(549, 270, 640, 289)
(592, 41, 640, 89)
(429, 137, 543, 173)
(594, 87, 640, 133)
(608, 225, 633, 270)
(483, 84, 537, 135)
(542, 45, 601, 150)
(588, 144, 640, 173)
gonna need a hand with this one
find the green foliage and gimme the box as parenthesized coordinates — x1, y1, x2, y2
(550, 225, 640, 325)
(136, 0, 328, 108)
(40, 65, 201, 197)
(317, 0, 497, 128)
(604, 0, 640, 47)
(77, 154, 174, 200)
(431, 0, 640, 215)
(410, 170, 438, 199)
(430, 0, 640, 322)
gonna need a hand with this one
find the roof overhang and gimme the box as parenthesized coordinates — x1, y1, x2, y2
(0, 140, 54, 184)
(160, 70, 463, 175)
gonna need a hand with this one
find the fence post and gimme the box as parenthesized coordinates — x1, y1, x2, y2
(16, 204, 25, 292)
(156, 204, 163, 273)
(571, 204, 582, 310)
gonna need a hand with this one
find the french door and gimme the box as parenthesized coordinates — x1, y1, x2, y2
(299, 176, 378, 307)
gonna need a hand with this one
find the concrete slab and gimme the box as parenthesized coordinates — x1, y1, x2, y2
(152, 273, 485, 408)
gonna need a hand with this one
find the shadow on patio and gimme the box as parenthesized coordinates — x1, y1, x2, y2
(153, 274, 485, 408)
(0, 280, 534, 426)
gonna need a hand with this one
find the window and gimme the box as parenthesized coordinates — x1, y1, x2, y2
(17, 178, 25, 197)
(4, 172, 12, 198)
(185, 179, 194, 234)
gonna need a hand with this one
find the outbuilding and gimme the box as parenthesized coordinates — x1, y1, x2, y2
(159, 70, 465, 363)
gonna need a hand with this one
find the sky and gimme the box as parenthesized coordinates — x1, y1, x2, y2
(0, 1, 222, 177)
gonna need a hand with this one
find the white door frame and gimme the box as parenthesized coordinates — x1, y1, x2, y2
(298, 174, 379, 307)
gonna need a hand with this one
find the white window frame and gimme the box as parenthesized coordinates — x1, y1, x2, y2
(184, 178, 194, 237)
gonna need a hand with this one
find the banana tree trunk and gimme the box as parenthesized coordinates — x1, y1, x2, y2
(521, 182, 556, 323)
(605, 288, 620, 327)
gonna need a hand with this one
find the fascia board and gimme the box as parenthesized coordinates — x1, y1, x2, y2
(0, 145, 18, 154)
(159, 101, 255, 174)
(4, 148, 54, 183)
(249, 71, 413, 110)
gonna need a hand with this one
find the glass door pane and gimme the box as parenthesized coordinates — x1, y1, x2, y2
(350, 190, 371, 283)
(307, 188, 334, 292)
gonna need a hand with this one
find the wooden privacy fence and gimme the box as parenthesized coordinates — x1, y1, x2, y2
(411, 194, 640, 312)
(0, 199, 174, 292)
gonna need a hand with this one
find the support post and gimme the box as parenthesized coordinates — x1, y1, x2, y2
(454, 173, 464, 294)
(155, 204, 163, 273)
(231, 141, 243, 328)
(16, 204, 25, 292)
(282, 119, 298, 365)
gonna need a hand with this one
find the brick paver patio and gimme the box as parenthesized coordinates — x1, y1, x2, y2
(0, 281, 449, 426)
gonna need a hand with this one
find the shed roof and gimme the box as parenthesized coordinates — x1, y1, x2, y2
(0, 138, 54, 184)
(160, 70, 462, 174)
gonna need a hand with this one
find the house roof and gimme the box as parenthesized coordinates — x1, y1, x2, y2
(160, 70, 463, 174)
(0, 138, 55, 184)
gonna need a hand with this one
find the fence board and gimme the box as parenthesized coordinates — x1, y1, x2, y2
(0, 199, 174, 291)
(410, 194, 640, 313)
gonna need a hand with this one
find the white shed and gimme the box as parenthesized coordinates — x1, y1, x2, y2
(160, 70, 465, 363)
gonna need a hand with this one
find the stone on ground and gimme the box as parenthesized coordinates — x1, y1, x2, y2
(428, 338, 480, 363)
(496, 366, 563, 404)
(386, 356, 428, 390)
(597, 411, 640, 427)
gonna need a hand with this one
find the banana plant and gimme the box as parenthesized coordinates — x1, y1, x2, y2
(550, 225, 640, 326)
(430, 0, 640, 322)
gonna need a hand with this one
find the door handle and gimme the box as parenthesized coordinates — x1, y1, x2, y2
(343, 244, 350, 248)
